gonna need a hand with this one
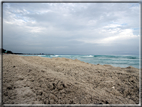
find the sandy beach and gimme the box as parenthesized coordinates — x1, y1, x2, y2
(3, 54, 139, 104)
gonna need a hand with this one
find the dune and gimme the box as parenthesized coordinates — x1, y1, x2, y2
(3, 54, 139, 104)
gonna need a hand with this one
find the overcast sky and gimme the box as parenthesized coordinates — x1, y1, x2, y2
(3, 3, 140, 55)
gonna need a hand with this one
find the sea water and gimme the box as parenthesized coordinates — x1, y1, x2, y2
(23, 54, 140, 69)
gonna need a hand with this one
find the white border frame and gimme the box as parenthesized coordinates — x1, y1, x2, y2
(1, 0, 141, 106)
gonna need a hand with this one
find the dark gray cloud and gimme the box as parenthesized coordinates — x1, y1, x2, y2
(3, 3, 140, 55)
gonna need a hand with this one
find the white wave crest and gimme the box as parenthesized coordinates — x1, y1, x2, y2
(38, 55, 46, 57)
(82, 55, 94, 57)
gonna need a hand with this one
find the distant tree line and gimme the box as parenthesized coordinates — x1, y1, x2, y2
(1, 48, 13, 54)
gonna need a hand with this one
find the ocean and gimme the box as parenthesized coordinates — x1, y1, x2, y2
(22, 54, 140, 69)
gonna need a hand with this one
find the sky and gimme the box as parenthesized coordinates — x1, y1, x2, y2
(2, 2, 140, 55)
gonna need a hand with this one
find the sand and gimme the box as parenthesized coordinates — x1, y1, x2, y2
(3, 54, 140, 104)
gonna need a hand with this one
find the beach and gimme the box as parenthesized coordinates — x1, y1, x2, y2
(3, 54, 139, 104)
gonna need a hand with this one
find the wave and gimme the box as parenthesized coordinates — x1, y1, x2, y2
(38, 55, 46, 57)
(47, 55, 138, 60)
(38, 54, 138, 60)
(81, 55, 94, 57)
(125, 56, 138, 59)
(50, 55, 59, 57)
(93, 55, 138, 59)
(94, 55, 122, 58)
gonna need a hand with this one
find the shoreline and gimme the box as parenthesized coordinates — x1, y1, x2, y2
(3, 54, 139, 104)
(3, 54, 140, 69)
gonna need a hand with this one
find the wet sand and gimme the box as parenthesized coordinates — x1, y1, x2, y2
(3, 54, 139, 104)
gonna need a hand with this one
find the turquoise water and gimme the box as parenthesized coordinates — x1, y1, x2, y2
(22, 55, 140, 69)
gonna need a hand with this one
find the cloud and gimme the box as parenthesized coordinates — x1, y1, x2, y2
(3, 3, 140, 55)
